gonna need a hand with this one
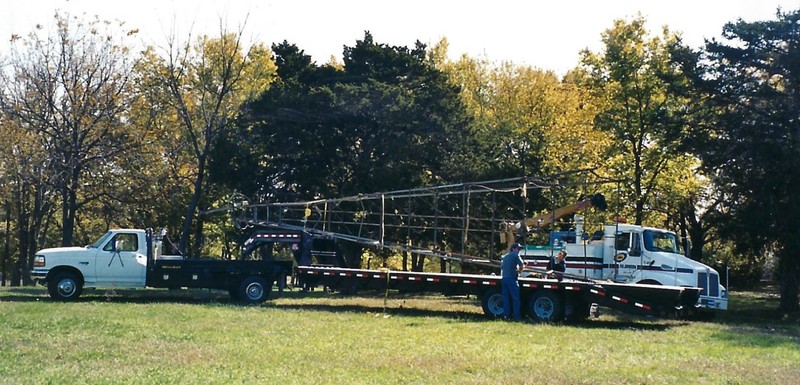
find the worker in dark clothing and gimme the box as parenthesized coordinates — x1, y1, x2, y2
(547, 249, 567, 281)
(501, 242, 526, 321)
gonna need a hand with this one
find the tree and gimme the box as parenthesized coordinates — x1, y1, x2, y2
(0, 12, 138, 250)
(233, 34, 468, 199)
(436, 41, 613, 241)
(138, 23, 277, 255)
(681, 9, 800, 312)
(579, 16, 700, 227)
(0, 117, 55, 286)
(225, 33, 470, 268)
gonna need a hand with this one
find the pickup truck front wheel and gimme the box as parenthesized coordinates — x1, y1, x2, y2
(237, 276, 271, 304)
(48, 272, 83, 301)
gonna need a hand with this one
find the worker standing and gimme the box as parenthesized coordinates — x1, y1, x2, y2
(547, 249, 567, 281)
(501, 242, 525, 321)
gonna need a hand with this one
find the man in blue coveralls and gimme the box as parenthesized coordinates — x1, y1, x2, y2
(501, 242, 526, 321)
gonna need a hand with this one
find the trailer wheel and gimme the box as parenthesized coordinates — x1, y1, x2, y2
(480, 288, 505, 318)
(238, 276, 271, 303)
(48, 271, 83, 301)
(526, 290, 563, 322)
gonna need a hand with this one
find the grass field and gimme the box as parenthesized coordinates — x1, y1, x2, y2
(1, 285, 798, 385)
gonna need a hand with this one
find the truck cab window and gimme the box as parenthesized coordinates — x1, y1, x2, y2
(629, 232, 642, 256)
(90, 231, 114, 248)
(615, 232, 630, 251)
(104, 233, 138, 252)
(643, 230, 679, 253)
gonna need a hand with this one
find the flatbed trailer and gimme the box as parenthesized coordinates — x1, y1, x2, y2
(297, 265, 702, 321)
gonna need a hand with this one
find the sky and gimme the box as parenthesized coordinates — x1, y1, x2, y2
(2, 0, 796, 75)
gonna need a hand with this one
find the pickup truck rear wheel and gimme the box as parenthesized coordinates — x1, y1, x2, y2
(48, 272, 83, 301)
(238, 276, 271, 304)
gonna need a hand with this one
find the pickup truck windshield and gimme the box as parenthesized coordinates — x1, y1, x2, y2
(643, 230, 679, 253)
(89, 231, 114, 248)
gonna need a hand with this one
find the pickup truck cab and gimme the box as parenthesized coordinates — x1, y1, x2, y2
(31, 228, 294, 303)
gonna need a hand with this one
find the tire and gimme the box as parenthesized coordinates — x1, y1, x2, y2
(526, 290, 564, 322)
(47, 272, 83, 301)
(480, 288, 505, 319)
(237, 276, 271, 303)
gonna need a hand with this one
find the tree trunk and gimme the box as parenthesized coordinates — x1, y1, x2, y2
(13, 195, 30, 287)
(60, 161, 80, 247)
(2, 202, 9, 286)
(412, 254, 425, 272)
(778, 264, 800, 313)
(179, 156, 207, 255)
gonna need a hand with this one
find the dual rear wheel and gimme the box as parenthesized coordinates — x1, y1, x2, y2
(480, 288, 565, 322)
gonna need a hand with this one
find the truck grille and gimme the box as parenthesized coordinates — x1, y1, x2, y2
(709, 273, 719, 297)
(697, 271, 720, 297)
(697, 272, 708, 296)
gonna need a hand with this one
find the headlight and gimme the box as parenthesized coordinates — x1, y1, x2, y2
(33, 255, 46, 267)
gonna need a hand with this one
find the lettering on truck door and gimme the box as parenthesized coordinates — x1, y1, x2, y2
(95, 232, 146, 287)
(613, 231, 642, 282)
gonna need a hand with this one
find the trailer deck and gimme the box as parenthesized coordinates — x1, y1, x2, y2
(297, 265, 701, 321)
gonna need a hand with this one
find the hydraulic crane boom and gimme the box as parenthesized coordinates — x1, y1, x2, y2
(501, 193, 608, 246)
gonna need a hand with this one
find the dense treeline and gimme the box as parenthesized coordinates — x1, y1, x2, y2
(0, 10, 797, 313)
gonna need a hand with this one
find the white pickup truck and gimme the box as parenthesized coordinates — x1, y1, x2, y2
(31, 228, 296, 302)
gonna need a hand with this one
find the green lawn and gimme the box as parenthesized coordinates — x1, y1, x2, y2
(1, 285, 797, 384)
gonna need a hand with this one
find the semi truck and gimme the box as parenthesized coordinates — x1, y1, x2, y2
(499, 193, 727, 312)
(30, 228, 295, 303)
(519, 218, 728, 312)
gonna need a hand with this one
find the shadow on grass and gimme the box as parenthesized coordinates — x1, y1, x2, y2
(276, 301, 489, 322)
(0, 286, 696, 331)
(0, 286, 238, 305)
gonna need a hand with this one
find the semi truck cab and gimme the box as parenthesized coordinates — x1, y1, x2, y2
(521, 219, 728, 312)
